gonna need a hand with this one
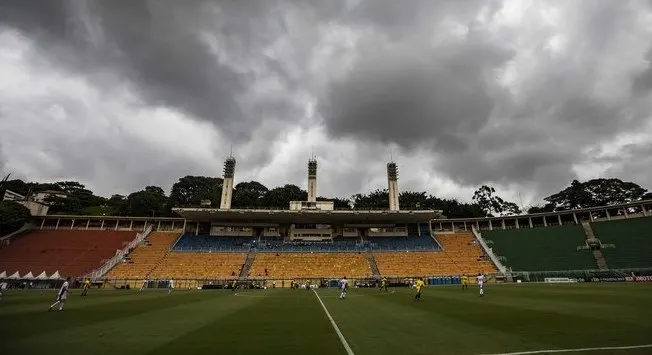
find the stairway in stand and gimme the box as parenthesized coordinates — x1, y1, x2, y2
(239, 249, 257, 278)
(365, 251, 381, 278)
(582, 222, 608, 270)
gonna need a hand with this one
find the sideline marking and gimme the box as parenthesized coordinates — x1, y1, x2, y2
(479, 343, 652, 355)
(312, 289, 355, 355)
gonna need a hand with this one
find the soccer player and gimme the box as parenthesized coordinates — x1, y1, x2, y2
(81, 279, 90, 296)
(380, 277, 388, 292)
(49, 277, 70, 312)
(461, 274, 469, 290)
(231, 279, 237, 291)
(140, 279, 147, 292)
(168, 279, 174, 295)
(339, 276, 348, 300)
(414, 278, 425, 301)
(476, 273, 485, 297)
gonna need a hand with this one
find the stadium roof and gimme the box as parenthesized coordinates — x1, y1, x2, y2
(172, 208, 442, 224)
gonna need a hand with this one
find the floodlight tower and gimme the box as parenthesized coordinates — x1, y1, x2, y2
(220, 155, 236, 209)
(387, 161, 400, 211)
(307, 157, 317, 203)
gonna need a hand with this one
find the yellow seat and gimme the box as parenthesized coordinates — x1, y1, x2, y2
(249, 252, 372, 279)
(374, 233, 496, 276)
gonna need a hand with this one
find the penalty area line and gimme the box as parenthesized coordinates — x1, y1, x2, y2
(312, 289, 355, 355)
(478, 343, 652, 355)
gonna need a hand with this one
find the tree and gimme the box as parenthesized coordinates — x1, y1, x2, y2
(472, 185, 521, 217)
(44, 181, 106, 215)
(527, 203, 555, 214)
(642, 192, 652, 201)
(125, 186, 170, 217)
(169, 176, 223, 207)
(263, 184, 307, 208)
(399, 191, 429, 210)
(232, 181, 269, 208)
(352, 189, 389, 209)
(107, 194, 128, 215)
(0, 201, 31, 236)
(332, 197, 352, 210)
(544, 178, 647, 211)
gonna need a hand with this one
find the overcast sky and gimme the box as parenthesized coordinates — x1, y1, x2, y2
(1, 0, 651, 206)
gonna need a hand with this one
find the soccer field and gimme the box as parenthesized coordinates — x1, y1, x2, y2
(1, 284, 652, 355)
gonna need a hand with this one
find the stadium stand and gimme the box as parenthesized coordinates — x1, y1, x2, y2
(367, 233, 440, 251)
(257, 238, 362, 252)
(0, 230, 137, 277)
(249, 252, 373, 279)
(591, 216, 652, 269)
(106, 231, 181, 279)
(147, 252, 247, 279)
(172, 235, 252, 252)
(482, 225, 597, 271)
(373, 232, 495, 276)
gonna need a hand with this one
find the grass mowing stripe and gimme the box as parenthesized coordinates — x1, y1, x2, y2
(3, 291, 245, 355)
(312, 289, 355, 355)
(150, 288, 348, 355)
(479, 343, 652, 355)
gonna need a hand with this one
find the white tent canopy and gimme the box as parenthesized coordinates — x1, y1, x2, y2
(35, 271, 48, 280)
(8, 271, 20, 280)
(0, 271, 6, 279)
(48, 271, 62, 280)
(23, 272, 35, 280)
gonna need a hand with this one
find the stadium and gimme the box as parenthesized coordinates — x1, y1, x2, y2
(1, 156, 651, 355)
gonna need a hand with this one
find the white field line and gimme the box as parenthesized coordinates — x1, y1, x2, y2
(479, 343, 652, 355)
(312, 289, 355, 355)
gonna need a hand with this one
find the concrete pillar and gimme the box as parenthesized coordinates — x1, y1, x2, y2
(489, 220, 493, 230)
(606, 209, 611, 220)
(528, 217, 533, 228)
(515, 218, 520, 229)
(543, 216, 547, 227)
(86, 219, 90, 230)
(573, 213, 578, 224)
(557, 214, 562, 226)
(55, 219, 60, 230)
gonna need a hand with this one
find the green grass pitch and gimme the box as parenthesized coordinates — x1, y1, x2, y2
(1, 283, 652, 355)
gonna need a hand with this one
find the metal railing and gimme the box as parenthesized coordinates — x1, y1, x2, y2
(83, 225, 155, 279)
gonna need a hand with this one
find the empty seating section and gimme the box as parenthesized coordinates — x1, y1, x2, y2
(259, 238, 362, 252)
(368, 233, 440, 251)
(0, 230, 137, 277)
(148, 252, 246, 279)
(172, 235, 251, 252)
(250, 253, 372, 278)
(482, 225, 596, 271)
(374, 233, 495, 276)
(106, 232, 180, 279)
(591, 216, 652, 269)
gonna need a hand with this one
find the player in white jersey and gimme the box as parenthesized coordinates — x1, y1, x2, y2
(49, 277, 71, 311)
(168, 279, 174, 295)
(476, 273, 485, 297)
(339, 276, 348, 300)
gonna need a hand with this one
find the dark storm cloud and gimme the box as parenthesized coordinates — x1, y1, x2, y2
(0, 0, 300, 142)
(319, 0, 652, 199)
(633, 49, 652, 94)
(322, 27, 513, 150)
